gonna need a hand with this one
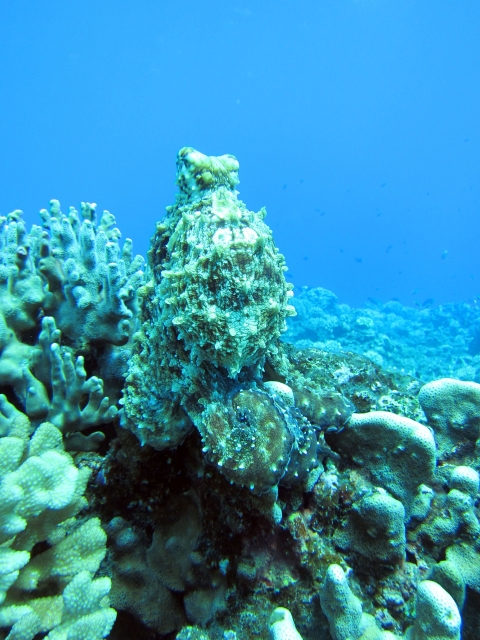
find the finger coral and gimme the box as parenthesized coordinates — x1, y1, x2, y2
(0, 401, 115, 639)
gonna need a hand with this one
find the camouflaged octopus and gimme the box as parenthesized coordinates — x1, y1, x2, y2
(122, 148, 320, 493)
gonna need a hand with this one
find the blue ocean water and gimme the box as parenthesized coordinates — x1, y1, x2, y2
(1, 3, 480, 640)
(1, 0, 479, 307)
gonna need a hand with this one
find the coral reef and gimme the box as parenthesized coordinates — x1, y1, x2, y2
(38, 200, 144, 349)
(418, 378, 480, 457)
(404, 580, 461, 640)
(106, 516, 186, 635)
(2, 147, 480, 640)
(269, 607, 303, 640)
(0, 202, 145, 412)
(334, 489, 407, 564)
(285, 286, 480, 382)
(0, 400, 115, 639)
(0, 197, 144, 638)
(329, 411, 435, 514)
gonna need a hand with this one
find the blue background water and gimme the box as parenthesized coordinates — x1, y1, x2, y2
(1, 0, 479, 307)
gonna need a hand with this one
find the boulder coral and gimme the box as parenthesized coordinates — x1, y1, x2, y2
(334, 488, 406, 563)
(418, 378, 480, 456)
(329, 410, 436, 513)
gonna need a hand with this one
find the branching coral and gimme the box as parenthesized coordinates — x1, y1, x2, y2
(38, 200, 144, 348)
(0, 198, 146, 638)
(0, 202, 144, 413)
(0, 399, 116, 639)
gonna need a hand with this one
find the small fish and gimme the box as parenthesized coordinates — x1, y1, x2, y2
(355, 257, 363, 263)
(386, 244, 393, 253)
(411, 288, 419, 295)
(380, 182, 386, 188)
(95, 469, 106, 486)
(441, 250, 448, 260)
(421, 298, 434, 308)
(282, 184, 287, 190)
(303, 256, 309, 260)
